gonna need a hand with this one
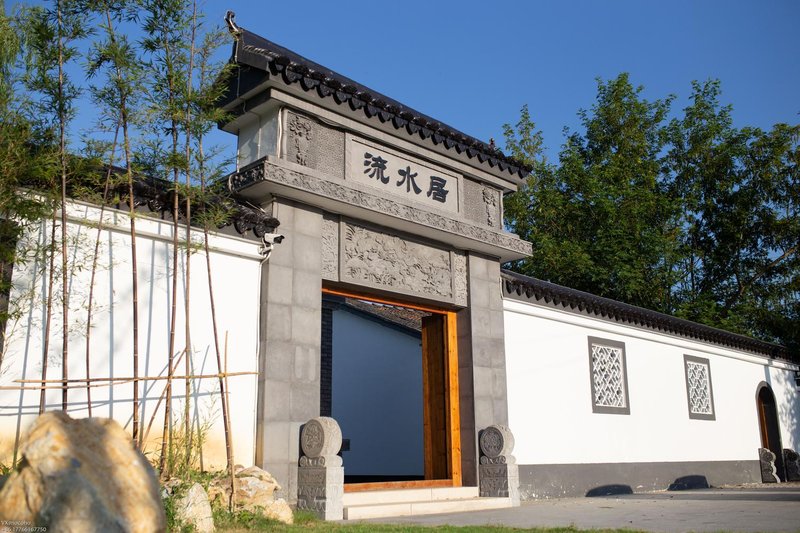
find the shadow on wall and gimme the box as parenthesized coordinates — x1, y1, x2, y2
(773, 367, 799, 452)
(585, 484, 633, 497)
(667, 475, 709, 491)
(763, 367, 799, 480)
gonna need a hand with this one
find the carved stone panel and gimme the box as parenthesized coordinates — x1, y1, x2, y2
(322, 214, 339, 281)
(784, 449, 800, 482)
(284, 110, 345, 178)
(453, 251, 468, 307)
(301, 417, 342, 458)
(297, 417, 344, 520)
(759, 447, 779, 483)
(479, 425, 515, 459)
(464, 179, 502, 228)
(340, 221, 460, 304)
(479, 425, 520, 505)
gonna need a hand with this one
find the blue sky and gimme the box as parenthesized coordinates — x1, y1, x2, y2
(17, 0, 800, 164)
(211, 0, 799, 161)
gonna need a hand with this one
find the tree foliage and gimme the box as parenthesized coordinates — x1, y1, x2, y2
(1, 0, 236, 461)
(505, 75, 800, 352)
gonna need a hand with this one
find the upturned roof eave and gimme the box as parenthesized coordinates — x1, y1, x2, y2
(219, 25, 530, 185)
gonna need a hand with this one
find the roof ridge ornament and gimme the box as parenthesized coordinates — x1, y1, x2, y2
(225, 11, 241, 36)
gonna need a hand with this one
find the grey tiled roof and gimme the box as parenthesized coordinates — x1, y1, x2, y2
(224, 20, 530, 181)
(502, 269, 794, 362)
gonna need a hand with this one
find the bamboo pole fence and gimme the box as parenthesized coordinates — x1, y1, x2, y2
(3, 371, 256, 391)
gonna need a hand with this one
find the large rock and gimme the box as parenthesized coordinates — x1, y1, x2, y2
(207, 465, 290, 522)
(258, 498, 293, 524)
(0, 412, 166, 533)
(174, 483, 214, 533)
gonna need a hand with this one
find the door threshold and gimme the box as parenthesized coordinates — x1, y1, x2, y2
(344, 479, 457, 492)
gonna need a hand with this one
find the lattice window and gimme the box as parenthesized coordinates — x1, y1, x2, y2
(684, 355, 715, 420)
(588, 337, 630, 414)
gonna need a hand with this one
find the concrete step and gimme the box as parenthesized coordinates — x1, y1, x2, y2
(342, 486, 478, 507)
(342, 487, 513, 520)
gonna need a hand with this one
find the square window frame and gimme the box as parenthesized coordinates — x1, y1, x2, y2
(588, 336, 631, 415)
(683, 354, 716, 421)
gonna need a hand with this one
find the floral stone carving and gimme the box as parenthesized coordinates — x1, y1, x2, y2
(288, 112, 314, 166)
(479, 424, 515, 459)
(342, 222, 453, 301)
(300, 417, 342, 459)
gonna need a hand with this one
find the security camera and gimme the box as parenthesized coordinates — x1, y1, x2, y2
(258, 233, 285, 261)
(262, 233, 285, 245)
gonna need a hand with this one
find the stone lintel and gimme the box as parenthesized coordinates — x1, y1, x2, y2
(229, 156, 531, 263)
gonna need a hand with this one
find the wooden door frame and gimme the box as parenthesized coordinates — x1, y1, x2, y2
(322, 285, 462, 492)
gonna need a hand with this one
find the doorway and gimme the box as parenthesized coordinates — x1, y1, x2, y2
(321, 287, 461, 491)
(756, 382, 784, 480)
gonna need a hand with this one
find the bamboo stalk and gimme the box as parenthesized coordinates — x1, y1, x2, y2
(182, 0, 198, 475)
(160, 6, 182, 477)
(84, 126, 121, 417)
(195, 45, 236, 505)
(224, 331, 236, 511)
(39, 213, 57, 414)
(96, 1, 140, 447)
(57, 0, 69, 413)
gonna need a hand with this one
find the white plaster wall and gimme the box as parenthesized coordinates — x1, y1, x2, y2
(332, 307, 423, 476)
(504, 298, 800, 466)
(0, 201, 262, 471)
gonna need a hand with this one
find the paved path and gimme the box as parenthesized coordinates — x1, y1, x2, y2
(368, 485, 800, 532)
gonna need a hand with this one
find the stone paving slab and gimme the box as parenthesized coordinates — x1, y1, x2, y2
(363, 485, 800, 532)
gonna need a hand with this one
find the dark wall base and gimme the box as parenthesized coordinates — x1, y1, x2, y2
(519, 460, 761, 499)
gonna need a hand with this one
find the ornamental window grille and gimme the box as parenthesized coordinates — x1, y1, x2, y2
(684, 355, 715, 420)
(588, 337, 630, 415)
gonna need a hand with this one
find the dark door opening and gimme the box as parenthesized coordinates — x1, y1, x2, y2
(320, 289, 460, 489)
(756, 382, 784, 480)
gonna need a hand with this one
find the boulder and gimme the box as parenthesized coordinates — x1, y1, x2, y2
(174, 483, 214, 533)
(258, 498, 293, 525)
(207, 465, 291, 523)
(208, 465, 281, 510)
(0, 412, 166, 533)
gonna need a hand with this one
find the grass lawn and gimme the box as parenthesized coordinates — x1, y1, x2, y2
(219, 525, 635, 533)
(211, 510, 643, 533)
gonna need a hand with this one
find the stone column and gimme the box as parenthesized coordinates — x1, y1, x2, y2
(479, 425, 520, 506)
(296, 417, 344, 520)
(458, 253, 510, 486)
(255, 199, 323, 502)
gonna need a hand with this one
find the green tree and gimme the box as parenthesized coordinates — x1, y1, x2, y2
(0, 2, 56, 371)
(505, 76, 799, 351)
(666, 80, 800, 350)
(505, 74, 681, 312)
